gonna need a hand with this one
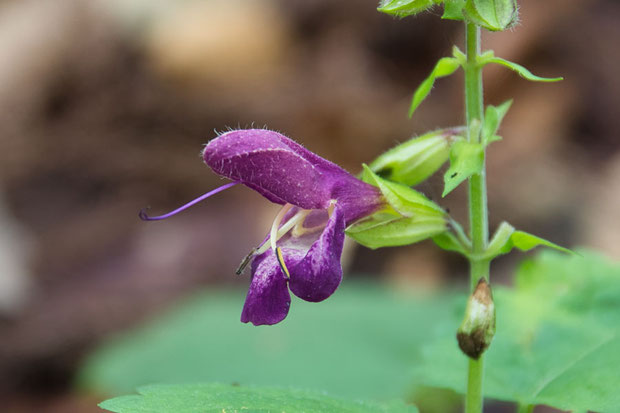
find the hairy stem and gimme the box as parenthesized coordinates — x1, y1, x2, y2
(464, 22, 490, 413)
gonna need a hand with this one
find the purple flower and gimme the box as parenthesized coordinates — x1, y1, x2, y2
(141, 129, 385, 326)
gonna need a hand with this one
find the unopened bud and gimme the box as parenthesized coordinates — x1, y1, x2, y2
(464, 0, 518, 32)
(456, 278, 496, 359)
(368, 128, 464, 187)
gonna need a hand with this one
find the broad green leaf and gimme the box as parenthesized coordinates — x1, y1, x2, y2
(409, 57, 461, 118)
(482, 100, 512, 145)
(368, 128, 464, 186)
(442, 141, 484, 197)
(377, 0, 438, 17)
(362, 165, 446, 217)
(79, 283, 459, 400)
(463, 0, 517, 31)
(485, 222, 573, 259)
(442, 0, 465, 20)
(413, 251, 620, 412)
(484, 56, 563, 82)
(99, 383, 418, 413)
(346, 213, 447, 249)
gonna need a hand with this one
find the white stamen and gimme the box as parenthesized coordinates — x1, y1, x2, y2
(270, 203, 294, 251)
(253, 207, 309, 256)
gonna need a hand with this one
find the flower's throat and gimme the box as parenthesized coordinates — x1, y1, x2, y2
(235, 204, 326, 276)
(271, 202, 335, 279)
(235, 206, 304, 275)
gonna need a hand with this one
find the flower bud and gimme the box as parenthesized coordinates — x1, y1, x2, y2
(464, 0, 518, 32)
(377, 0, 437, 18)
(368, 128, 464, 187)
(456, 278, 496, 359)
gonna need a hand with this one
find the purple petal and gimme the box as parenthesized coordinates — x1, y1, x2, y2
(240, 249, 302, 326)
(288, 205, 346, 302)
(203, 129, 385, 221)
(203, 129, 331, 209)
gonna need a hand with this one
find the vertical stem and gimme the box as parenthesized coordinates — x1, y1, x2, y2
(464, 22, 490, 413)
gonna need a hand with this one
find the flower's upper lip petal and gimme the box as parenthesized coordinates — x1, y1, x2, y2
(241, 251, 293, 326)
(203, 129, 384, 217)
(204, 130, 332, 209)
(288, 204, 345, 303)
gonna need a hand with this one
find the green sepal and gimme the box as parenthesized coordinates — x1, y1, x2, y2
(482, 100, 512, 145)
(346, 212, 447, 249)
(442, 0, 465, 20)
(480, 54, 564, 82)
(442, 140, 485, 197)
(409, 57, 461, 118)
(377, 0, 439, 17)
(432, 232, 468, 255)
(350, 166, 447, 249)
(362, 164, 446, 216)
(463, 0, 518, 31)
(367, 128, 465, 186)
(484, 221, 574, 260)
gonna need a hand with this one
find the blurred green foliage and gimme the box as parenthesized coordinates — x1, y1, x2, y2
(82, 251, 620, 412)
(79, 282, 459, 401)
(99, 383, 418, 413)
(414, 251, 620, 412)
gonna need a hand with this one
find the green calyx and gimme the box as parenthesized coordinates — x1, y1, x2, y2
(347, 166, 447, 249)
(463, 0, 518, 31)
(378, 0, 519, 31)
(377, 0, 442, 18)
(368, 128, 465, 187)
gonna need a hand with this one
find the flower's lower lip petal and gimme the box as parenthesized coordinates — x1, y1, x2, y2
(241, 252, 291, 326)
(288, 205, 345, 303)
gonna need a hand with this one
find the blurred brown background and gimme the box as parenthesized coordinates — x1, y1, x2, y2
(0, 0, 618, 411)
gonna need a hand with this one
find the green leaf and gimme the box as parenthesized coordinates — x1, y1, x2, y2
(509, 231, 573, 254)
(463, 0, 517, 31)
(79, 283, 459, 400)
(346, 213, 447, 249)
(362, 164, 446, 217)
(442, 0, 465, 20)
(442, 141, 484, 197)
(367, 128, 464, 186)
(482, 100, 512, 145)
(484, 56, 563, 82)
(413, 251, 620, 412)
(377, 0, 438, 17)
(409, 57, 461, 118)
(485, 221, 573, 259)
(99, 383, 418, 413)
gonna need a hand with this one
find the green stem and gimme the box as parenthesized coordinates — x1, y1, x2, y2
(464, 22, 490, 413)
